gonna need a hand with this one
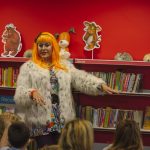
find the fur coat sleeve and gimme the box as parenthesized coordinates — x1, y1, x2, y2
(14, 61, 33, 107)
(14, 61, 51, 125)
(70, 66, 106, 95)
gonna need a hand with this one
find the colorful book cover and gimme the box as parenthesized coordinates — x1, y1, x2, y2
(143, 106, 150, 129)
(132, 74, 143, 93)
(0, 95, 15, 104)
(104, 107, 112, 128)
(93, 108, 99, 127)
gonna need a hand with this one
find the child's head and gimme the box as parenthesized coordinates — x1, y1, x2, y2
(0, 113, 22, 147)
(58, 119, 94, 150)
(110, 120, 143, 150)
(8, 121, 30, 148)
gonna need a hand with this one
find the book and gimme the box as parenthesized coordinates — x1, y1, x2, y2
(93, 108, 99, 127)
(127, 73, 136, 92)
(0, 95, 15, 104)
(108, 109, 116, 128)
(123, 73, 131, 92)
(132, 74, 143, 93)
(85, 106, 93, 123)
(114, 71, 121, 91)
(103, 107, 112, 128)
(133, 110, 143, 128)
(143, 106, 150, 129)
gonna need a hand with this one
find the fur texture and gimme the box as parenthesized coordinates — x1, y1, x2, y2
(14, 60, 105, 127)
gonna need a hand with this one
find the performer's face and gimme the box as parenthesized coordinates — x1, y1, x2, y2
(37, 42, 52, 60)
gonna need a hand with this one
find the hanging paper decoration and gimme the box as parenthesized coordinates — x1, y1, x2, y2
(1, 23, 22, 57)
(83, 21, 102, 51)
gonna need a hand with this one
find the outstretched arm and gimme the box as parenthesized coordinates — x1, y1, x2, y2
(70, 66, 118, 95)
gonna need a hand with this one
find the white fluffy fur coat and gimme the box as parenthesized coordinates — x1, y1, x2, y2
(14, 60, 105, 126)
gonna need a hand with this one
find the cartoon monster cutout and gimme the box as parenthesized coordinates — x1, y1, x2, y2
(83, 21, 102, 51)
(1, 23, 22, 57)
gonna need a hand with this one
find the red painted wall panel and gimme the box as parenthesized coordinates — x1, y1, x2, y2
(0, 0, 150, 59)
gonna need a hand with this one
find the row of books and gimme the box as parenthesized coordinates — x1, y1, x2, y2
(0, 67, 19, 87)
(77, 105, 143, 128)
(0, 95, 15, 104)
(0, 67, 143, 93)
(0, 105, 15, 114)
(92, 71, 143, 92)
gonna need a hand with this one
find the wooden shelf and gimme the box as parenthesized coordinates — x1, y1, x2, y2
(118, 91, 150, 97)
(74, 59, 150, 67)
(0, 86, 16, 90)
(1, 88, 150, 97)
(94, 127, 115, 131)
(94, 127, 150, 134)
(0, 57, 28, 63)
(73, 89, 150, 97)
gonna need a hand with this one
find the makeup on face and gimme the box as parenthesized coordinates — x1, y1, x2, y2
(38, 42, 51, 48)
(37, 42, 53, 60)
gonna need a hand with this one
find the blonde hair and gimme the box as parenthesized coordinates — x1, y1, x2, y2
(0, 112, 21, 124)
(58, 119, 94, 150)
(32, 32, 65, 70)
(40, 145, 59, 150)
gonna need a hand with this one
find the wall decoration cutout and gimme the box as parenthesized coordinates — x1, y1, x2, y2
(1, 23, 22, 57)
(83, 21, 102, 51)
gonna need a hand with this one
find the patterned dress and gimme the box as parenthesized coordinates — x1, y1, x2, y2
(31, 69, 65, 137)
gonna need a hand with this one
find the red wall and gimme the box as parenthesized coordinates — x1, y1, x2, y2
(0, 0, 150, 60)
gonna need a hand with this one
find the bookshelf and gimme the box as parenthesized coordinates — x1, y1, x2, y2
(74, 90, 150, 97)
(1, 57, 150, 145)
(74, 59, 150, 67)
(0, 57, 28, 113)
(74, 58, 150, 146)
(0, 87, 16, 90)
(0, 57, 28, 62)
(0, 57, 38, 150)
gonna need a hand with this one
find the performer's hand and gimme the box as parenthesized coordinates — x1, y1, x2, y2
(101, 83, 119, 94)
(31, 90, 46, 106)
